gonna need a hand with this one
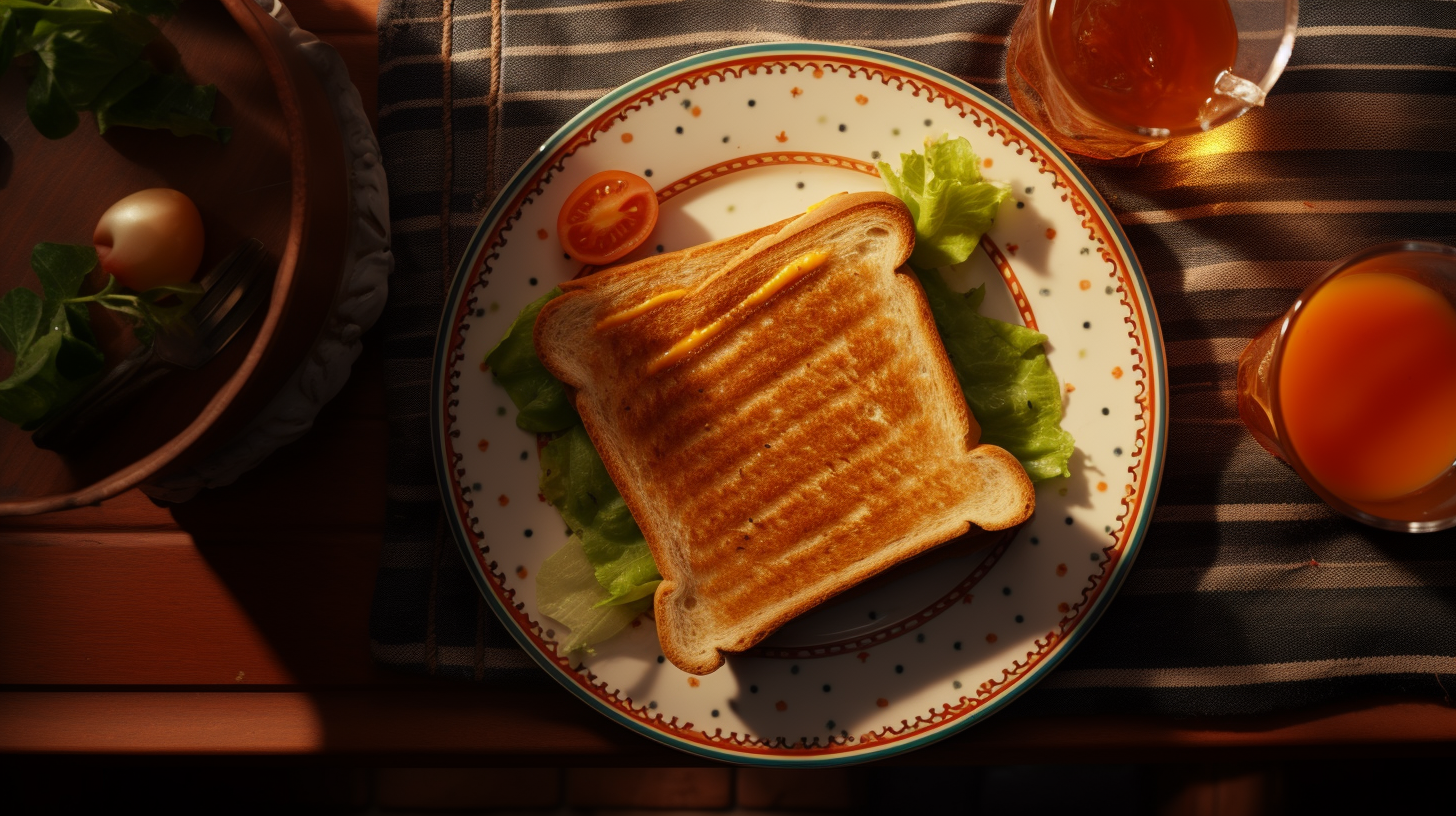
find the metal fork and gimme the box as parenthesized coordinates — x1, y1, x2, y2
(32, 240, 273, 453)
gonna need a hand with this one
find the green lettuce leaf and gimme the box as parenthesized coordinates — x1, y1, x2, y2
(536, 534, 653, 654)
(916, 269, 1075, 481)
(878, 134, 1012, 270)
(483, 287, 579, 433)
(540, 424, 661, 607)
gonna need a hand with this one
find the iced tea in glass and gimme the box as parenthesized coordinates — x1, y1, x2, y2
(1006, 0, 1299, 159)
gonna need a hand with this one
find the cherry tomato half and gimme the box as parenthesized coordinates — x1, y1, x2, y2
(556, 170, 659, 265)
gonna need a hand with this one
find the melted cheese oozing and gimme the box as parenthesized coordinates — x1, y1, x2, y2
(596, 288, 688, 330)
(804, 192, 848, 213)
(647, 251, 829, 375)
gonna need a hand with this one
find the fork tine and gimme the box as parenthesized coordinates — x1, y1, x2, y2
(188, 239, 265, 329)
(193, 246, 268, 338)
(189, 263, 274, 368)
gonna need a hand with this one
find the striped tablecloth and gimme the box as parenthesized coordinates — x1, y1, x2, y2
(369, 0, 1456, 715)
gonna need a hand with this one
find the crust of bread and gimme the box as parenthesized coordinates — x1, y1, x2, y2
(535, 192, 1035, 675)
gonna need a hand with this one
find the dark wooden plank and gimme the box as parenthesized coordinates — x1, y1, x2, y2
(2, 691, 1453, 761)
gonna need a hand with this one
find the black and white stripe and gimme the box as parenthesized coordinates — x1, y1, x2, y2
(372, 0, 1456, 711)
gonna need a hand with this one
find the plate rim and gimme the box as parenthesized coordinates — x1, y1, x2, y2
(430, 41, 1168, 766)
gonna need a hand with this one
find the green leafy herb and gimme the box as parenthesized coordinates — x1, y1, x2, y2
(0, 242, 202, 428)
(877, 134, 1012, 270)
(916, 270, 1075, 481)
(0, 244, 104, 428)
(482, 288, 579, 433)
(2, 0, 230, 142)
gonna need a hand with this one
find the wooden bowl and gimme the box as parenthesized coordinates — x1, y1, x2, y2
(0, 0, 350, 515)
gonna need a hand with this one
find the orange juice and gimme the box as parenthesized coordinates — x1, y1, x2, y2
(1047, 0, 1240, 131)
(1278, 271, 1456, 503)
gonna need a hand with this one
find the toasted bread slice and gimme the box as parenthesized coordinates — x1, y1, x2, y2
(535, 192, 1034, 674)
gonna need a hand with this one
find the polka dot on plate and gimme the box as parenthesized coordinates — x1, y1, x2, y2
(748, 99, 757, 107)
(915, 633, 925, 643)
(953, 641, 962, 650)
(822, 684, 831, 692)
(524, 529, 534, 538)
(711, 709, 719, 717)
(648, 700, 657, 709)
(656, 655, 664, 664)
(894, 664, 904, 674)
(1002, 586, 1011, 596)
(644, 169, 653, 177)
(1015, 614, 1024, 623)
(838, 123, 847, 132)
(826, 720, 836, 729)
(750, 685, 759, 693)
(675, 126, 683, 134)
(775, 700, 788, 711)
(790, 665, 800, 675)
(1102, 407, 1110, 415)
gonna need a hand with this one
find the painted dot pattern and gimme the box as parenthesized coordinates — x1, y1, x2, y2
(452, 58, 1158, 759)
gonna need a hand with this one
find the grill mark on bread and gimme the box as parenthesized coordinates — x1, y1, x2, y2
(695, 380, 968, 616)
(629, 265, 884, 449)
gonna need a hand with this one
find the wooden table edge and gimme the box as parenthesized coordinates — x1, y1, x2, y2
(2, 689, 1451, 763)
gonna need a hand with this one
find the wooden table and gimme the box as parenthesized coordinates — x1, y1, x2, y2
(1, 0, 1453, 764)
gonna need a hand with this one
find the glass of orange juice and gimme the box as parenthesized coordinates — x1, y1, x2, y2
(1237, 243, 1456, 533)
(1006, 0, 1299, 159)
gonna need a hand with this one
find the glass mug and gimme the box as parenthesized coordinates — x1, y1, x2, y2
(1237, 243, 1456, 533)
(1006, 0, 1299, 159)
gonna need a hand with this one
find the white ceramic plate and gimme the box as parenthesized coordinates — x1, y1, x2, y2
(433, 43, 1167, 765)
